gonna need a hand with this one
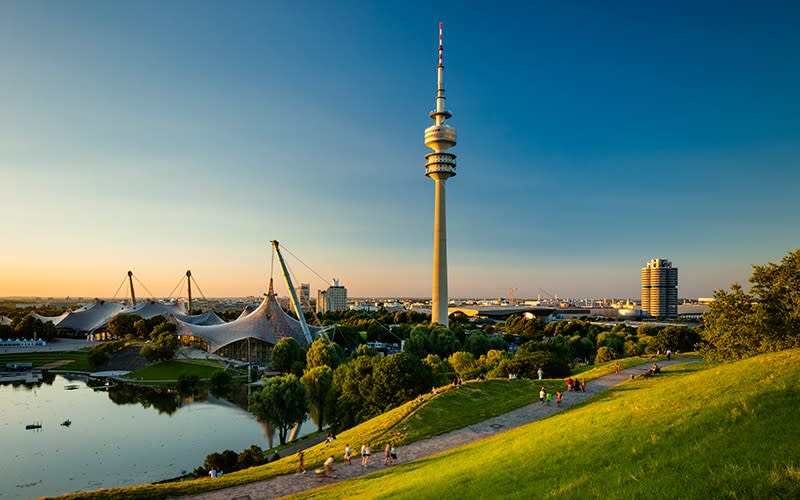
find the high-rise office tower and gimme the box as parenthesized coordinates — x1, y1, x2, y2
(641, 258, 678, 318)
(316, 279, 348, 314)
(424, 22, 457, 327)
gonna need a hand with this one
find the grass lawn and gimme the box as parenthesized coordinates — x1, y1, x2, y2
(295, 349, 800, 499)
(396, 378, 563, 443)
(0, 349, 92, 372)
(123, 360, 224, 381)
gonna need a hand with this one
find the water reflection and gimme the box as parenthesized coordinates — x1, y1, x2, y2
(0, 375, 309, 498)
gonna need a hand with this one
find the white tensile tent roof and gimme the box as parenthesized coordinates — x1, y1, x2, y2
(55, 300, 127, 333)
(174, 288, 313, 353)
(48, 299, 223, 333)
(30, 311, 70, 324)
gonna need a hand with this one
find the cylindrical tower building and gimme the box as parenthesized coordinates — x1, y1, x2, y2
(641, 258, 678, 319)
(425, 23, 457, 327)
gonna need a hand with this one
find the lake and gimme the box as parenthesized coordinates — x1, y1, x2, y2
(0, 374, 308, 499)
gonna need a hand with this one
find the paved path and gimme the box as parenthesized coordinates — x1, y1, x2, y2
(178, 358, 699, 500)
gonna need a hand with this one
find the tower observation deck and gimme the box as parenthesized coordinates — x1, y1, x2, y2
(425, 22, 457, 327)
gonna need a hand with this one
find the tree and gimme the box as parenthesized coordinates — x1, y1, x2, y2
(107, 313, 142, 339)
(237, 445, 266, 469)
(250, 374, 308, 445)
(650, 326, 701, 354)
(423, 354, 456, 386)
(306, 338, 341, 370)
(596, 332, 625, 357)
(464, 331, 491, 357)
(595, 346, 616, 364)
(476, 349, 508, 376)
(369, 353, 433, 413)
(204, 450, 239, 473)
(403, 327, 432, 358)
(429, 327, 461, 358)
(703, 248, 800, 361)
(140, 327, 179, 363)
(447, 351, 477, 378)
(300, 365, 335, 432)
(271, 337, 305, 374)
(12, 316, 57, 341)
(332, 353, 379, 428)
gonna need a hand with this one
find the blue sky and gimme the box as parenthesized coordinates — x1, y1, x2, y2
(1, 1, 798, 299)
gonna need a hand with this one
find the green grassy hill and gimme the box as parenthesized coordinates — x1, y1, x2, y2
(296, 350, 800, 499)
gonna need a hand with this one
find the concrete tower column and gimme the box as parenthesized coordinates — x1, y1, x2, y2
(431, 175, 449, 325)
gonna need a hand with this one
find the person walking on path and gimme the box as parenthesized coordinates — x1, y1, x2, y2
(614, 361, 621, 374)
(555, 391, 562, 406)
(539, 387, 546, 405)
(546, 391, 553, 406)
(390, 444, 397, 465)
(344, 444, 352, 464)
(361, 443, 371, 466)
(323, 455, 335, 475)
(581, 379, 587, 392)
(384, 443, 392, 465)
(296, 451, 305, 474)
(537, 367, 544, 380)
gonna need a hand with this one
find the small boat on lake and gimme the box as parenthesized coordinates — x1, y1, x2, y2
(25, 423, 42, 430)
(61, 420, 71, 427)
(64, 384, 80, 390)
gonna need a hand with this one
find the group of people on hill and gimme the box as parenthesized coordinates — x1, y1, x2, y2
(297, 440, 398, 476)
(564, 376, 586, 392)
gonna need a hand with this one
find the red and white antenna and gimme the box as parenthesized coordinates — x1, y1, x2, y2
(438, 22, 444, 67)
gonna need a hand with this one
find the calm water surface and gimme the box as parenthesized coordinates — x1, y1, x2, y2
(0, 375, 303, 500)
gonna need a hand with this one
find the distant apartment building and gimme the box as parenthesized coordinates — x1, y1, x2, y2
(641, 258, 678, 318)
(316, 279, 348, 314)
(297, 283, 310, 309)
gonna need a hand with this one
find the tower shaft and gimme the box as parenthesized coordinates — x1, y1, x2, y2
(431, 176, 449, 325)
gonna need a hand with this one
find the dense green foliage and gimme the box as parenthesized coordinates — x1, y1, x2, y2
(305, 338, 341, 371)
(107, 313, 141, 339)
(140, 323, 179, 362)
(331, 351, 433, 430)
(270, 337, 306, 375)
(0, 315, 58, 341)
(250, 374, 308, 445)
(703, 248, 800, 360)
(300, 365, 334, 431)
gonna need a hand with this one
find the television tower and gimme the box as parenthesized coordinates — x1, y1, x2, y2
(424, 22, 457, 327)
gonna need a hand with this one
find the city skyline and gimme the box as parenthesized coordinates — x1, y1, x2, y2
(2, 1, 799, 299)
